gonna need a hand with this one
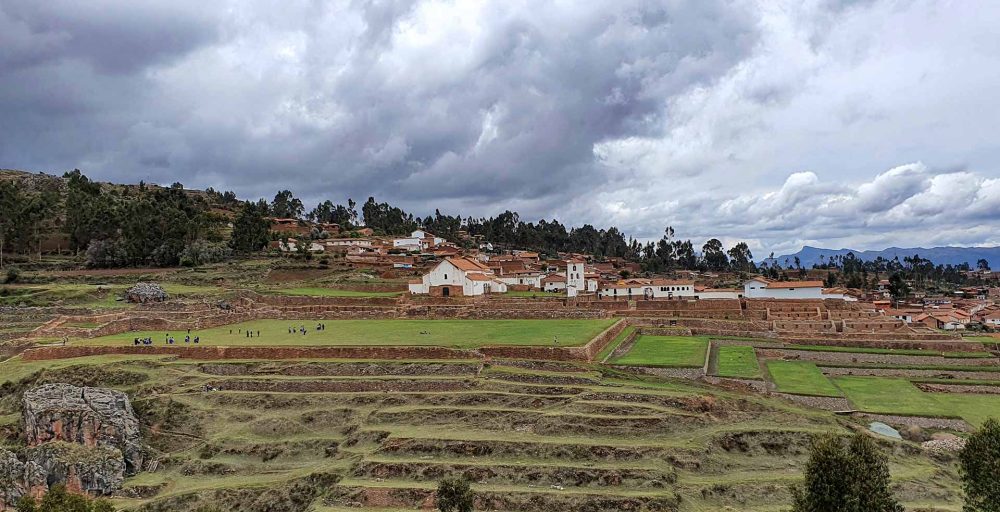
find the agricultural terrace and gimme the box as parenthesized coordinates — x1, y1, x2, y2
(612, 335, 709, 368)
(75, 319, 617, 348)
(0, 353, 970, 511)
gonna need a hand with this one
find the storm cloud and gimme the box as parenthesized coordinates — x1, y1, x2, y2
(1, 0, 998, 254)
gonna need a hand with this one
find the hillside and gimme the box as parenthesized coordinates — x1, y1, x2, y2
(770, 245, 1000, 269)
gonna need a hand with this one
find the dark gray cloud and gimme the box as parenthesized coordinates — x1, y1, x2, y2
(0, 0, 998, 253)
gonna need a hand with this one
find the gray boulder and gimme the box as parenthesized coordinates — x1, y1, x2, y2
(23, 383, 144, 475)
(29, 442, 125, 496)
(0, 449, 45, 509)
(124, 282, 168, 304)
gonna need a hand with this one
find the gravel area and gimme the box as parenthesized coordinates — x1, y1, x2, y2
(915, 383, 1000, 394)
(759, 349, 998, 367)
(856, 413, 970, 432)
(922, 436, 967, 453)
(822, 367, 1000, 380)
(772, 393, 851, 411)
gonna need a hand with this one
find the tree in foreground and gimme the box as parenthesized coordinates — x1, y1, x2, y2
(437, 477, 474, 512)
(790, 433, 903, 512)
(959, 418, 1000, 512)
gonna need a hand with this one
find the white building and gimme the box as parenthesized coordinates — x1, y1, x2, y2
(821, 287, 859, 302)
(694, 288, 743, 299)
(743, 278, 824, 299)
(542, 274, 567, 292)
(566, 258, 586, 297)
(598, 279, 695, 299)
(393, 229, 445, 252)
(408, 257, 507, 296)
(497, 271, 544, 289)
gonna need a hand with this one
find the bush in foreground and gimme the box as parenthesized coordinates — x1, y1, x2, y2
(16, 484, 115, 512)
(790, 433, 903, 512)
(960, 418, 1000, 512)
(437, 478, 473, 512)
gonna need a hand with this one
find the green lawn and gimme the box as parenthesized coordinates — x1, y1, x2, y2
(270, 287, 402, 297)
(74, 319, 616, 348)
(612, 335, 708, 368)
(834, 376, 1000, 426)
(765, 361, 842, 397)
(716, 346, 762, 379)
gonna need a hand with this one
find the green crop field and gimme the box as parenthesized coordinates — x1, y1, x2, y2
(74, 319, 616, 348)
(833, 376, 1000, 426)
(765, 361, 842, 397)
(784, 344, 994, 358)
(716, 346, 762, 379)
(612, 335, 708, 368)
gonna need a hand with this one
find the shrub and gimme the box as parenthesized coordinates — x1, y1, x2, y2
(437, 478, 473, 512)
(179, 241, 232, 267)
(85, 239, 129, 268)
(4, 265, 19, 284)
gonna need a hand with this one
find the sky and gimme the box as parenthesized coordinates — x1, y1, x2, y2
(1, 0, 999, 256)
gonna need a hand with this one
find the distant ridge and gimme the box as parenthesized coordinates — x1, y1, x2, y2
(766, 246, 1000, 269)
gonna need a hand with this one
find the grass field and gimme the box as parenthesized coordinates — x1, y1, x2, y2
(765, 361, 842, 397)
(716, 346, 762, 379)
(270, 287, 402, 297)
(784, 344, 994, 358)
(613, 335, 709, 368)
(834, 376, 1000, 426)
(74, 319, 616, 348)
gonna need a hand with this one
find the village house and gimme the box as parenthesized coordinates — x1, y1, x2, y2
(914, 310, 970, 330)
(408, 257, 507, 296)
(693, 287, 743, 299)
(743, 278, 825, 299)
(497, 270, 545, 289)
(983, 310, 1000, 327)
(272, 238, 324, 253)
(541, 274, 567, 292)
(393, 230, 445, 252)
(598, 278, 695, 299)
(269, 218, 312, 236)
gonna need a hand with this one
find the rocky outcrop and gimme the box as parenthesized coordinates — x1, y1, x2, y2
(23, 383, 143, 475)
(124, 283, 167, 304)
(0, 449, 46, 509)
(29, 443, 125, 495)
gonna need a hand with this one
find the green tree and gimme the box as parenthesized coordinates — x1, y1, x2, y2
(437, 478, 474, 512)
(887, 273, 910, 301)
(270, 190, 304, 219)
(977, 259, 991, 271)
(727, 242, 754, 273)
(790, 433, 903, 512)
(230, 200, 272, 253)
(959, 418, 1000, 512)
(702, 238, 728, 271)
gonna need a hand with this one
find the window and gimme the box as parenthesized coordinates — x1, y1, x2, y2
(444, 274, 448, 279)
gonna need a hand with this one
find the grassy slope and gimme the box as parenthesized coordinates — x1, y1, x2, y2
(716, 346, 762, 379)
(612, 335, 708, 368)
(765, 361, 842, 397)
(75, 319, 616, 348)
(0, 355, 968, 511)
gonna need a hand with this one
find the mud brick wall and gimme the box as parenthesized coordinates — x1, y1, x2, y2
(20, 344, 483, 361)
(842, 319, 905, 332)
(635, 299, 740, 311)
(775, 337, 985, 352)
(772, 320, 836, 332)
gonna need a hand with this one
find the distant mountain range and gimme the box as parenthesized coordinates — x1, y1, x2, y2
(765, 246, 1000, 269)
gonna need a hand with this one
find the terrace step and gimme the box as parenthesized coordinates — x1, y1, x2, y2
(326, 480, 682, 511)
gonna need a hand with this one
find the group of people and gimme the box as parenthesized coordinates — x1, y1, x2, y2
(287, 323, 327, 335)
(132, 333, 200, 345)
